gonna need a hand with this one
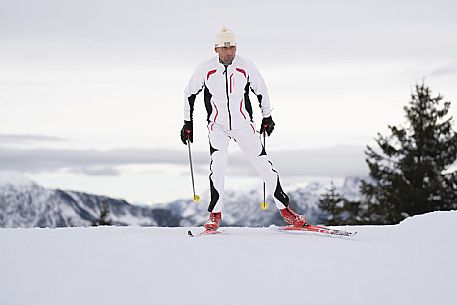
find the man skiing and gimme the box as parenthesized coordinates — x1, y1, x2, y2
(181, 26, 307, 231)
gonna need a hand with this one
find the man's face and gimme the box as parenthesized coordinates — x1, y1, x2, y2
(215, 46, 237, 65)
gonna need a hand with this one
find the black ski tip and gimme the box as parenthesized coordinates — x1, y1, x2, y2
(187, 230, 194, 237)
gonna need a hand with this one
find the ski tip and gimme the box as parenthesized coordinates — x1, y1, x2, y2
(340, 231, 357, 237)
(187, 230, 194, 237)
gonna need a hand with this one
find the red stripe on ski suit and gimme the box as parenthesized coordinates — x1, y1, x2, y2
(207, 69, 217, 80)
(236, 68, 246, 78)
(211, 101, 219, 130)
(240, 99, 247, 120)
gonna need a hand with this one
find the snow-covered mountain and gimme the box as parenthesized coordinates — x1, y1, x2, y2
(165, 177, 363, 227)
(0, 172, 179, 228)
(0, 172, 362, 228)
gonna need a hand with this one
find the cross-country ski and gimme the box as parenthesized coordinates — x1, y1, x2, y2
(187, 224, 356, 238)
(270, 224, 357, 237)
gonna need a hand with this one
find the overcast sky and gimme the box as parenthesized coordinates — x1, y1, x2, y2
(1, 0, 457, 202)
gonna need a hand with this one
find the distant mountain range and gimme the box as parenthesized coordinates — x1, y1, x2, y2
(0, 173, 362, 228)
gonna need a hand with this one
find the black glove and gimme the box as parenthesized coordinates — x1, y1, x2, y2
(260, 116, 275, 136)
(180, 121, 193, 144)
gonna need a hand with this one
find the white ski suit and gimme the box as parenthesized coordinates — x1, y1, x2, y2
(184, 55, 290, 213)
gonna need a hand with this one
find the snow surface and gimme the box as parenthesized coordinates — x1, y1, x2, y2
(0, 211, 456, 305)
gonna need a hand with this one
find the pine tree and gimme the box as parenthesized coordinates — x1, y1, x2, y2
(92, 202, 112, 226)
(318, 181, 367, 225)
(361, 83, 457, 224)
(318, 181, 345, 225)
(98, 202, 112, 226)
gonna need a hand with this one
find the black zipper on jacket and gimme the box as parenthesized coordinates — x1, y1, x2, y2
(224, 65, 232, 130)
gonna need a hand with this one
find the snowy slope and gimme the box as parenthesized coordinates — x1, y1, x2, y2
(0, 211, 456, 305)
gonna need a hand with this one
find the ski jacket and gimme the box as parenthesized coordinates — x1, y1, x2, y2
(184, 55, 272, 131)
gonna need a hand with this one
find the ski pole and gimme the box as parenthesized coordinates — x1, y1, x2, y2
(186, 134, 200, 203)
(260, 130, 269, 210)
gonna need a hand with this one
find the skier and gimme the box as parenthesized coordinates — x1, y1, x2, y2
(181, 26, 307, 231)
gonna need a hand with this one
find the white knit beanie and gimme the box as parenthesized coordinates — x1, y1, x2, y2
(215, 26, 237, 48)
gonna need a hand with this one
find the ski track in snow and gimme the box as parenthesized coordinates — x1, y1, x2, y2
(0, 211, 456, 305)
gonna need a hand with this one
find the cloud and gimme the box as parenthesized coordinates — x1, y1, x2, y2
(2, 0, 456, 65)
(0, 146, 209, 174)
(0, 145, 367, 177)
(225, 145, 368, 177)
(428, 62, 457, 77)
(67, 166, 121, 176)
(269, 146, 367, 176)
(0, 133, 67, 144)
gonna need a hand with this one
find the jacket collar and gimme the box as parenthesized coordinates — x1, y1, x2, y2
(216, 55, 238, 67)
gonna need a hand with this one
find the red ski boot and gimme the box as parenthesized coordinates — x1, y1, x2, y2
(204, 212, 222, 231)
(280, 207, 307, 227)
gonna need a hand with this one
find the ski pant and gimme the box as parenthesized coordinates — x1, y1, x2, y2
(207, 123, 290, 213)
